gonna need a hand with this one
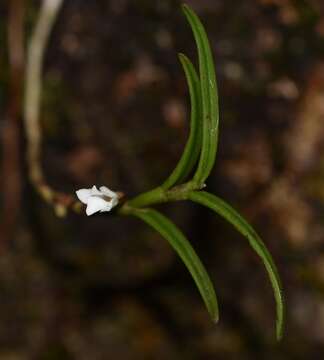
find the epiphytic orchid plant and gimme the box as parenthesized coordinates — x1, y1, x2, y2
(103, 5, 284, 340)
(26, 2, 284, 340)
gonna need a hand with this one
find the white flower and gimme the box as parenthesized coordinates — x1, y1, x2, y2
(76, 185, 119, 216)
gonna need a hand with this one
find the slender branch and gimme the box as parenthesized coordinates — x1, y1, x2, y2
(25, 0, 63, 187)
(24, 0, 82, 216)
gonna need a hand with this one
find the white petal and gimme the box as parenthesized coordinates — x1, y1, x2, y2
(86, 196, 109, 216)
(99, 186, 117, 198)
(99, 201, 114, 213)
(76, 188, 92, 204)
(90, 185, 102, 196)
(111, 196, 119, 208)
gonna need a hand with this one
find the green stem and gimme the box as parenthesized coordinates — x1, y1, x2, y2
(120, 181, 201, 211)
(127, 186, 166, 208)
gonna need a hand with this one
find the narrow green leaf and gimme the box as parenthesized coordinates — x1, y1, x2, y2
(188, 191, 284, 340)
(132, 207, 219, 322)
(162, 53, 202, 190)
(182, 4, 219, 186)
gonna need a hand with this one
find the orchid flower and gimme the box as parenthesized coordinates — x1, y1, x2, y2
(76, 185, 119, 216)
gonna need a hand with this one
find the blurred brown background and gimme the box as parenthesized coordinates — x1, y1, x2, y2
(1, 0, 324, 358)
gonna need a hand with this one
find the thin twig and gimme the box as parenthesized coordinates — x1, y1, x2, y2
(24, 0, 82, 216)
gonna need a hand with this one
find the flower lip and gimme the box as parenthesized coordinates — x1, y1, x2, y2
(76, 185, 119, 216)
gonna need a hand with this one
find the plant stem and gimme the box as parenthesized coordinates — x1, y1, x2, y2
(119, 181, 202, 214)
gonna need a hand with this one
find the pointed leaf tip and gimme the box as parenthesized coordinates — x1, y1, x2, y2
(189, 191, 285, 340)
(181, 3, 220, 187)
(131, 208, 219, 322)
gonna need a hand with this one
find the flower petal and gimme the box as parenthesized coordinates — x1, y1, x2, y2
(90, 185, 102, 196)
(99, 186, 118, 199)
(111, 196, 119, 208)
(76, 188, 92, 204)
(86, 196, 108, 216)
(99, 201, 114, 213)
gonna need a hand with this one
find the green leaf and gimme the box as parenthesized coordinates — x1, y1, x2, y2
(182, 5, 219, 187)
(132, 207, 219, 322)
(162, 53, 202, 190)
(188, 191, 284, 340)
